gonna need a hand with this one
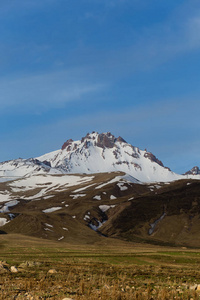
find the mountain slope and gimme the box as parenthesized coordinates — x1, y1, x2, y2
(37, 132, 187, 183)
(0, 158, 63, 182)
(1, 171, 200, 247)
(99, 179, 200, 247)
(1, 132, 199, 184)
(0, 172, 147, 242)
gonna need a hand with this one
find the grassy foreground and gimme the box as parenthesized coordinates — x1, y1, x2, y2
(1, 234, 200, 299)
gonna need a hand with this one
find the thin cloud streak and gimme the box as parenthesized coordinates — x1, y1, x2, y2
(0, 69, 106, 112)
(8, 96, 198, 157)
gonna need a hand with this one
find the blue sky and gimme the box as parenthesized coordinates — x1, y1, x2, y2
(0, 0, 200, 173)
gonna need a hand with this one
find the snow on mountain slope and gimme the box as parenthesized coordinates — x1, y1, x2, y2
(0, 158, 63, 182)
(0, 173, 95, 203)
(0, 132, 199, 184)
(37, 132, 189, 183)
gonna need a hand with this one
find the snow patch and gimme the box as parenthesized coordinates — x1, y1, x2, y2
(42, 207, 62, 213)
(95, 176, 121, 189)
(43, 195, 54, 199)
(155, 185, 161, 189)
(0, 200, 19, 213)
(8, 174, 94, 200)
(0, 192, 11, 203)
(121, 174, 140, 183)
(0, 177, 18, 183)
(70, 194, 86, 199)
(8, 213, 15, 220)
(89, 220, 106, 231)
(117, 182, 128, 191)
(72, 183, 96, 193)
(44, 227, 53, 232)
(128, 197, 134, 201)
(99, 205, 116, 212)
(44, 223, 53, 228)
(84, 215, 90, 220)
(149, 213, 166, 235)
(0, 217, 9, 226)
(93, 195, 101, 200)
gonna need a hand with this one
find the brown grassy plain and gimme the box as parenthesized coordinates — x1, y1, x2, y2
(1, 234, 200, 299)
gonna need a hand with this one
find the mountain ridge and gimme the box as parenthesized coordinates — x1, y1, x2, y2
(37, 131, 199, 183)
(184, 166, 200, 175)
(0, 131, 199, 183)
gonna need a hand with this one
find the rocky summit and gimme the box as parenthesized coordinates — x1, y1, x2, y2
(37, 131, 199, 183)
(1, 131, 199, 183)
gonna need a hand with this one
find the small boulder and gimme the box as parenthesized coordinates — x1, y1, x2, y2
(48, 269, 57, 274)
(10, 266, 18, 273)
(19, 261, 41, 268)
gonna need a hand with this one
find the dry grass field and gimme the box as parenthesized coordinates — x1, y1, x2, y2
(1, 174, 200, 299)
(1, 234, 200, 299)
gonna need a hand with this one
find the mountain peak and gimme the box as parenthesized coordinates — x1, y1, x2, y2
(38, 131, 179, 182)
(184, 166, 200, 175)
(61, 139, 74, 150)
(2, 131, 200, 183)
(95, 132, 126, 149)
(61, 132, 127, 151)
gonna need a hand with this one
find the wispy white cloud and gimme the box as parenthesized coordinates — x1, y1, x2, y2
(24, 96, 200, 147)
(0, 69, 106, 113)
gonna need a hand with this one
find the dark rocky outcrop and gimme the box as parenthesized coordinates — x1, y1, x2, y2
(116, 136, 127, 143)
(42, 160, 51, 167)
(144, 151, 170, 169)
(61, 139, 73, 150)
(96, 133, 116, 148)
(184, 166, 200, 175)
(62, 132, 128, 151)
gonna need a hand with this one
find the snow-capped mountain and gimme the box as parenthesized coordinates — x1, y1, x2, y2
(184, 166, 200, 175)
(36, 131, 199, 183)
(0, 132, 199, 183)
